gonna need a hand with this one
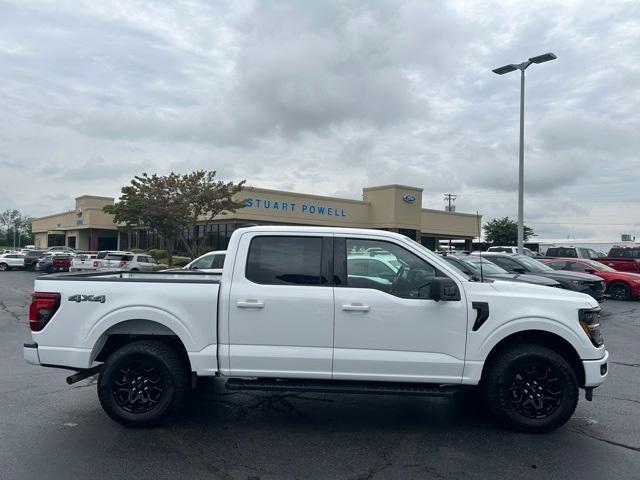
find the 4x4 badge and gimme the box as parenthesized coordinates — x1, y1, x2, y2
(68, 295, 106, 303)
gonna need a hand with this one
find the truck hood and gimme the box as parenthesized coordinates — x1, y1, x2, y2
(485, 279, 597, 306)
(488, 273, 560, 287)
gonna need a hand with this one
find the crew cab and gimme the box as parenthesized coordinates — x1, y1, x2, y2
(23, 227, 609, 433)
(545, 246, 601, 259)
(596, 246, 640, 273)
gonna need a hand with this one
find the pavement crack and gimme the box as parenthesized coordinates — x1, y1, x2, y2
(611, 361, 640, 368)
(593, 393, 640, 406)
(569, 427, 640, 453)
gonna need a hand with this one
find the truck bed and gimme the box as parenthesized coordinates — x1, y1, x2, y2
(29, 270, 221, 375)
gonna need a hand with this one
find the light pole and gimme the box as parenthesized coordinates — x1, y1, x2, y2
(493, 52, 557, 254)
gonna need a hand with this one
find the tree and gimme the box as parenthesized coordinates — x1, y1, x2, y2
(104, 171, 245, 265)
(0, 209, 34, 248)
(483, 217, 535, 245)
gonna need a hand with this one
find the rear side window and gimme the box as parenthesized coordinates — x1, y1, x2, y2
(212, 255, 225, 269)
(246, 236, 324, 286)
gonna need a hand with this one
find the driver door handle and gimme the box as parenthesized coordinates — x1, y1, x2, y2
(237, 300, 265, 309)
(342, 304, 370, 312)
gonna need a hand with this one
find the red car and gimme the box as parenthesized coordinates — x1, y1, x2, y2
(543, 258, 640, 300)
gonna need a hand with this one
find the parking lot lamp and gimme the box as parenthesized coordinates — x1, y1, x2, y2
(492, 52, 557, 254)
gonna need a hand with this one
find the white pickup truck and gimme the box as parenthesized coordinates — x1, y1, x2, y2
(23, 226, 608, 432)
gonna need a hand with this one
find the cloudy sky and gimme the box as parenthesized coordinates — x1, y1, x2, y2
(1, 0, 638, 239)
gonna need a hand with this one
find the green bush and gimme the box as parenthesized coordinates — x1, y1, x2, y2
(171, 256, 192, 267)
(147, 249, 168, 260)
(130, 248, 145, 253)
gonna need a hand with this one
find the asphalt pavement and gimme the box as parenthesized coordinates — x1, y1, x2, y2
(1, 270, 639, 480)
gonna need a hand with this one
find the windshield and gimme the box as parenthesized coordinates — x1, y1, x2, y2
(587, 260, 615, 272)
(464, 257, 509, 274)
(517, 256, 554, 272)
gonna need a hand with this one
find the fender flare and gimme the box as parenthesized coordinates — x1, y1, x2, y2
(85, 306, 196, 361)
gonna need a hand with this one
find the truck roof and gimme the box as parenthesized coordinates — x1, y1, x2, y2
(235, 225, 410, 240)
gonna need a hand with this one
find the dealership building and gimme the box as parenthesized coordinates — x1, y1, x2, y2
(32, 185, 481, 252)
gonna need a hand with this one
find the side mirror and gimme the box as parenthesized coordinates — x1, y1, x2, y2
(585, 268, 597, 274)
(513, 267, 527, 274)
(430, 277, 461, 302)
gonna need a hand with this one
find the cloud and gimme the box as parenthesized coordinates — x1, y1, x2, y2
(0, 0, 639, 239)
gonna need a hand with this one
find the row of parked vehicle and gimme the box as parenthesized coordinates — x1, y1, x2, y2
(0, 246, 227, 275)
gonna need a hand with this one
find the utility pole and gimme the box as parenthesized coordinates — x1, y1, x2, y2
(444, 193, 457, 212)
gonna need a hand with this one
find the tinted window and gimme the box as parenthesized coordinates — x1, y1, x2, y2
(190, 255, 215, 270)
(547, 261, 569, 271)
(489, 256, 521, 272)
(212, 254, 225, 269)
(346, 239, 439, 299)
(246, 236, 324, 286)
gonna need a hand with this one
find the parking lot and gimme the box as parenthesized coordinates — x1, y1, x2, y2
(1, 270, 639, 480)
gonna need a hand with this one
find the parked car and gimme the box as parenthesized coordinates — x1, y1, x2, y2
(595, 246, 640, 273)
(543, 258, 640, 301)
(23, 250, 47, 270)
(69, 253, 99, 272)
(486, 246, 537, 257)
(442, 254, 562, 288)
(481, 253, 606, 301)
(181, 250, 226, 274)
(95, 252, 159, 272)
(92, 251, 134, 270)
(545, 246, 601, 259)
(36, 254, 73, 273)
(24, 226, 608, 433)
(0, 252, 26, 271)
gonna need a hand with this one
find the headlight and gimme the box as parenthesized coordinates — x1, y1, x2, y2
(579, 308, 604, 347)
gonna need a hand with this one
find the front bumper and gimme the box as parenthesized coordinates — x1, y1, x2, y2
(583, 350, 609, 387)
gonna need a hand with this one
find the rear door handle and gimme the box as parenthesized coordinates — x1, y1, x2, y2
(342, 304, 370, 312)
(237, 300, 265, 309)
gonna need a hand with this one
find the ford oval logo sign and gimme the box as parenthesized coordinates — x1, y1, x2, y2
(403, 194, 416, 203)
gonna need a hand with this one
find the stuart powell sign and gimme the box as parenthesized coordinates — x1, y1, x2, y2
(245, 198, 347, 217)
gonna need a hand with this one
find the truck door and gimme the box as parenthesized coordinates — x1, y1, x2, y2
(227, 233, 334, 379)
(333, 236, 468, 383)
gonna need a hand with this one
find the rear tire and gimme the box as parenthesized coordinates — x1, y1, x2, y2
(0, 263, 8, 271)
(97, 340, 189, 427)
(609, 282, 631, 300)
(483, 344, 578, 433)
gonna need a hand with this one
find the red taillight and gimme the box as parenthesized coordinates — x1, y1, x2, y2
(93, 260, 100, 267)
(29, 292, 61, 332)
(118, 261, 125, 268)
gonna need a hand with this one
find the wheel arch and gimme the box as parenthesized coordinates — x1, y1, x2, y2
(90, 319, 191, 372)
(481, 329, 585, 387)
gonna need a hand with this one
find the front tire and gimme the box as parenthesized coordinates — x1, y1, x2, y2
(483, 344, 578, 433)
(609, 281, 631, 300)
(98, 340, 189, 427)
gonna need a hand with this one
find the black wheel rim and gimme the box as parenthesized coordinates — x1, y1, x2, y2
(112, 360, 165, 414)
(508, 363, 563, 419)
(610, 284, 628, 299)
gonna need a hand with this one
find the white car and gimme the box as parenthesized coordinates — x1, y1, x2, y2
(182, 250, 226, 274)
(24, 226, 608, 433)
(95, 252, 159, 272)
(0, 252, 26, 271)
(70, 253, 98, 272)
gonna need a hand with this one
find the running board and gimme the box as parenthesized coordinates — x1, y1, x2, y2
(225, 378, 463, 398)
